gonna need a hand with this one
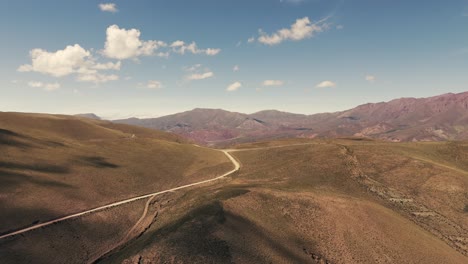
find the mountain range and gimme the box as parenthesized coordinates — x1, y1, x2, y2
(114, 91, 468, 145)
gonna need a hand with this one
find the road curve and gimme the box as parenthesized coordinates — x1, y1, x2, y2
(0, 150, 240, 240)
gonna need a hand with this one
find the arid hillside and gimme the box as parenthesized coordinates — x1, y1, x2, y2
(1, 114, 467, 264)
(98, 139, 467, 264)
(0, 112, 232, 234)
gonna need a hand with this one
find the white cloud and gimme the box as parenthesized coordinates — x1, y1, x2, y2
(18, 44, 91, 77)
(27, 81, 61, 91)
(316, 80, 336, 88)
(77, 73, 119, 83)
(103, 25, 166, 60)
(247, 37, 255, 43)
(226, 81, 242, 92)
(92, 61, 121, 70)
(336, 25, 344, 30)
(205, 48, 221, 56)
(17, 64, 33, 72)
(185, 64, 202, 72)
(99, 3, 118, 13)
(233, 65, 239, 72)
(365, 75, 376, 83)
(147, 80, 163, 89)
(262, 80, 284, 86)
(17, 44, 120, 83)
(170, 40, 220, 56)
(258, 17, 329, 45)
(170, 40, 184, 47)
(156, 52, 170, 58)
(188, 71, 214, 80)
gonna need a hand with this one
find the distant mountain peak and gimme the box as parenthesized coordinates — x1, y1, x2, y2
(74, 113, 101, 120)
(114, 91, 468, 145)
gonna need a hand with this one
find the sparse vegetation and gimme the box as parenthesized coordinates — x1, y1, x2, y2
(0, 112, 231, 234)
(100, 139, 467, 264)
(1, 113, 467, 263)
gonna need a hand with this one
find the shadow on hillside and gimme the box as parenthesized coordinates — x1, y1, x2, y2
(221, 210, 308, 263)
(0, 129, 33, 148)
(0, 169, 73, 190)
(0, 161, 70, 174)
(102, 189, 307, 263)
(0, 199, 138, 264)
(76, 156, 119, 168)
(0, 169, 75, 236)
(0, 128, 65, 149)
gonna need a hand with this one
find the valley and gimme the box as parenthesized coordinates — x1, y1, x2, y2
(0, 112, 467, 263)
(3, 1, 468, 263)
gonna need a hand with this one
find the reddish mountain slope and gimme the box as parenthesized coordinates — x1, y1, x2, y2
(114, 92, 468, 145)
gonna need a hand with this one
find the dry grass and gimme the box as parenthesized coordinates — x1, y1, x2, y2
(102, 139, 467, 264)
(1, 113, 467, 264)
(0, 198, 148, 264)
(0, 112, 231, 234)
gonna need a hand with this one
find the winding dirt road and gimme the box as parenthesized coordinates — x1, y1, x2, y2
(0, 150, 240, 240)
(0, 143, 317, 240)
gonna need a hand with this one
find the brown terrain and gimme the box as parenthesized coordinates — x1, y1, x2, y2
(98, 139, 467, 263)
(0, 112, 467, 263)
(114, 91, 468, 145)
(0, 112, 231, 236)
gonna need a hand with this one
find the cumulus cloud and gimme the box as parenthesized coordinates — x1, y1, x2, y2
(17, 44, 120, 83)
(226, 81, 242, 92)
(247, 37, 255, 43)
(262, 80, 284, 86)
(233, 65, 239, 72)
(92, 61, 121, 70)
(316, 80, 336, 88)
(258, 17, 329, 45)
(170, 41, 220, 56)
(146, 80, 163, 89)
(102, 25, 219, 59)
(18, 25, 221, 84)
(18, 44, 91, 77)
(205, 48, 221, 56)
(103, 25, 167, 60)
(188, 71, 214, 80)
(99, 3, 118, 13)
(27, 81, 61, 91)
(365, 75, 376, 83)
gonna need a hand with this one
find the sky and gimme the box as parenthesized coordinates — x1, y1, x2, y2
(1, 0, 468, 119)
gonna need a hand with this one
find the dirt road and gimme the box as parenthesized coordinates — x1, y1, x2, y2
(0, 150, 240, 240)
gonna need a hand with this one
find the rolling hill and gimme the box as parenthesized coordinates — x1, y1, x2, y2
(99, 139, 468, 263)
(0, 113, 467, 263)
(114, 91, 468, 145)
(0, 112, 232, 235)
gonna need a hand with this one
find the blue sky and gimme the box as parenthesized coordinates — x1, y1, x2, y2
(1, 0, 468, 119)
